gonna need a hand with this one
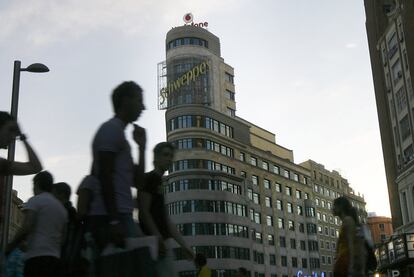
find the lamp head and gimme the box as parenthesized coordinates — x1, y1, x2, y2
(22, 63, 49, 73)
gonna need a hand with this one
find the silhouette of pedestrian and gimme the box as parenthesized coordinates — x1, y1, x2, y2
(87, 81, 146, 252)
(7, 171, 67, 277)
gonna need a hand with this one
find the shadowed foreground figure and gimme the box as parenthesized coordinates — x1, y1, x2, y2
(195, 253, 211, 277)
(332, 196, 367, 277)
(87, 81, 147, 252)
(7, 171, 67, 277)
(139, 142, 195, 277)
(0, 112, 43, 253)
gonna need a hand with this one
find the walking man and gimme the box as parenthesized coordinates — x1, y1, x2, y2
(88, 81, 146, 250)
(7, 171, 67, 277)
(139, 142, 195, 277)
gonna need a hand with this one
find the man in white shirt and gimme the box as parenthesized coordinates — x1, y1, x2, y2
(7, 171, 67, 277)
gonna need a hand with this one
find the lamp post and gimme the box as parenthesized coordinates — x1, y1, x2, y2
(0, 60, 49, 255)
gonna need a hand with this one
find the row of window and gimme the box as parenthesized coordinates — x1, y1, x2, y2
(165, 179, 241, 195)
(175, 247, 320, 269)
(167, 37, 209, 50)
(315, 198, 333, 210)
(313, 184, 342, 199)
(172, 138, 234, 158)
(240, 153, 308, 185)
(177, 223, 248, 238)
(316, 212, 340, 225)
(168, 200, 247, 217)
(248, 192, 305, 215)
(320, 240, 337, 251)
(175, 246, 250, 261)
(249, 175, 310, 200)
(317, 225, 340, 238)
(169, 159, 236, 175)
(168, 115, 234, 138)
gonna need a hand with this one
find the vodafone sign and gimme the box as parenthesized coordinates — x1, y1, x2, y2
(183, 13, 208, 28)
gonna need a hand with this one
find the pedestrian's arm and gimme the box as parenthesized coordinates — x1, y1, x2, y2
(133, 125, 146, 189)
(168, 217, 194, 259)
(6, 210, 35, 254)
(343, 216, 356, 272)
(137, 192, 161, 237)
(134, 146, 145, 190)
(7, 139, 42, 176)
(77, 188, 92, 220)
(97, 151, 118, 220)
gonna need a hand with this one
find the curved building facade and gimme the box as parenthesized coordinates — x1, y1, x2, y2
(160, 25, 330, 277)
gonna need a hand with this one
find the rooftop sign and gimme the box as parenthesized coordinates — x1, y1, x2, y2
(183, 13, 208, 28)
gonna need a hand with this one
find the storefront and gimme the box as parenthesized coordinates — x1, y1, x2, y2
(375, 233, 414, 276)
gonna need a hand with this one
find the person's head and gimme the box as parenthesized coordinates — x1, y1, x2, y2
(52, 182, 71, 203)
(0, 112, 18, 149)
(153, 142, 175, 172)
(238, 267, 248, 277)
(333, 196, 359, 224)
(112, 81, 145, 123)
(33, 171, 54, 195)
(194, 253, 207, 268)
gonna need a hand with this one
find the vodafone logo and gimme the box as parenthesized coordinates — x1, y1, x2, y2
(183, 13, 193, 24)
(182, 13, 208, 28)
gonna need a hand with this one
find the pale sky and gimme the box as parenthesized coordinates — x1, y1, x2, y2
(0, 0, 391, 217)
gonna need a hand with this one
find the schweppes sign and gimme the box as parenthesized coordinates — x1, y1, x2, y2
(159, 61, 210, 106)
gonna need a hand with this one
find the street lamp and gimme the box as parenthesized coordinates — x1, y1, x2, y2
(0, 60, 49, 255)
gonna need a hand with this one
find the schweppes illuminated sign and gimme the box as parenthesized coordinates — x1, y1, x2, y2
(159, 61, 210, 106)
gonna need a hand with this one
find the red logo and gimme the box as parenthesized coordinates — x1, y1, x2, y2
(183, 13, 193, 24)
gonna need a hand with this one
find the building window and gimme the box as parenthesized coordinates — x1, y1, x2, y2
(224, 89, 235, 100)
(297, 205, 303, 216)
(268, 234, 275, 245)
(252, 175, 258, 186)
(395, 86, 407, 114)
(278, 218, 285, 229)
(287, 202, 293, 213)
(273, 165, 280, 174)
(279, 236, 286, 247)
(240, 171, 246, 178)
(285, 186, 292, 196)
(292, 257, 298, 268)
(296, 190, 302, 199)
(251, 157, 257, 166)
(262, 161, 269, 171)
(265, 196, 272, 207)
(281, 256, 287, 267)
(254, 232, 263, 244)
(299, 223, 305, 233)
(392, 59, 402, 85)
(292, 173, 299, 182)
(263, 179, 271, 189)
(276, 200, 283, 211)
(379, 223, 385, 232)
(288, 220, 295, 231)
(300, 240, 306, 251)
(270, 254, 276, 265)
(266, 215, 273, 226)
(227, 107, 236, 117)
(167, 37, 209, 50)
(253, 192, 260, 205)
(275, 183, 282, 192)
(239, 152, 245, 162)
(290, 238, 296, 249)
(302, 258, 308, 269)
(224, 72, 234, 84)
(400, 115, 410, 141)
(283, 169, 290, 179)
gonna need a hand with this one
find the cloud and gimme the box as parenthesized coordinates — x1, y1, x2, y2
(345, 43, 357, 48)
(0, 0, 235, 46)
